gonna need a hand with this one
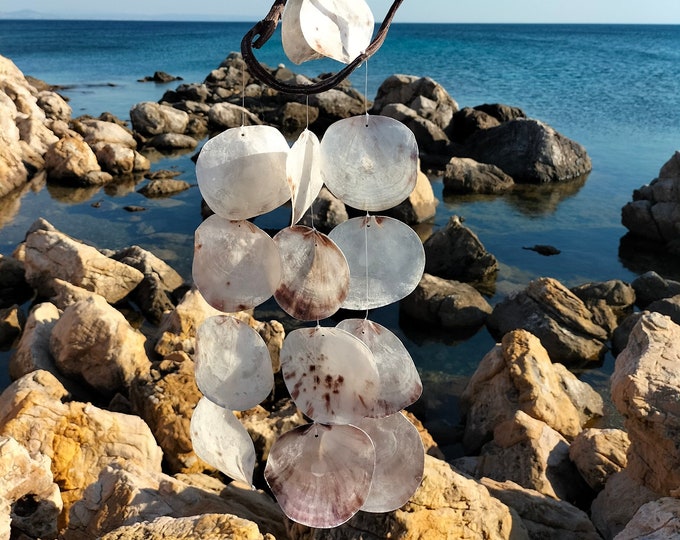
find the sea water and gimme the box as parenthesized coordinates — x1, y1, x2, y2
(1, 20, 679, 423)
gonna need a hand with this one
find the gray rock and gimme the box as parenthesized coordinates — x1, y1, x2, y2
(443, 157, 514, 194)
(615, 498, 680, 540)
(423, 215, 499, 285)
(299, 187, 348, 233)
(401, 273, 492, 330)
(145, 133, 198, 151)
(474, 103, 527, 123)
(457, 118, 592, 183)
(647, 294, 680, 325)
(571, 279, 636, 336)
(380, 102, 450, 156)
(447, 107, 500, 143)
(207, 102, 262, 131)
(631, 270, 680, 308)
(138, 178, 190, 198)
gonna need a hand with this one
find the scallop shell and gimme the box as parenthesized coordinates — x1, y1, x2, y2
(190, 396, 256, 485)
(192, 216, 282, 312)
(287, 129, 324, 226)
(195, 315, 274, 411)
(327, 215, 425, 310)
(282, 0, 374, 65)
(320, 115, 418, 211)
(264, 423, 376, 528)
(196, 125, 290, 220)
(336, 318, 422, 416)
(281, 327, 379, 424)
(273, 226, 349, 321)
(355, 413, 425, 513)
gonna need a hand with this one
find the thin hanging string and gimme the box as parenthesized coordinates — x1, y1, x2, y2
(364, 60, 370, 126)
(305, 94, 317, 232)
(364, 211, 370, 320)
(241, 64, 247, 126)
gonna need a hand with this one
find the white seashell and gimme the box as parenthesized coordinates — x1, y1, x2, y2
(273, 226, 349, 321)
(192, 216, 282, 312)
(328, 215, 425, 310)
(195, 315, 274, 411)
(280, 327, 379, 424)
(336, 318, 422, 416)
(287, 129, 324, 226)
(190, 396, 256, 485)
(355, 413, 425, 513)
(196, 125, 290, 220)
(320, 115, 418, 211)
(282, 0, 374, 65)
(264, 423, 376, 528)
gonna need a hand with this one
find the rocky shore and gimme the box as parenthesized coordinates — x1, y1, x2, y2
(1, 53, 680, 538)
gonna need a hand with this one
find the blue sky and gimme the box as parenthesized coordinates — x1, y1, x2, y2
(2, 0, 680, 23)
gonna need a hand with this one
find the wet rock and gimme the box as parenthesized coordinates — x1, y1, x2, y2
(49, 295, 150, 394)
(615, 498, 680, 540)
(129, 352, 203, 474)
(621, 151, 680, 247)
(44, 136, 112, 186)
(0, 370, 163, 526)
(138, 178, 190, 198)
(591, 470, 660, 540)
(23, 219, 144, 303)
(99, 514, 270, 540)
(481, 478, 601, 540)
(456, 118, 592, 183)
(64, 460, 286, 540)
(288, 455, 528, 540)
(383, 164, 438, 224)
(401, 273, 492, 330)
(569, 428, 630, 491)
(129, 102, 189, 137)
(631, 270, 680, 308)
(0, 436, 62, 540)
(423, 215, 499, 285)
(443, 156, 514, 194)
(487, 277, 609, 364)
(610, 312, 680, 495)
(0, 255, 32, 308)
(461, 329, 603, 453)
(469, 411, 590, 502)
(0, 304, 24, 347)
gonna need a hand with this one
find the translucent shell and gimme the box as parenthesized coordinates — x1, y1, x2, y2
(336, 319, 422, 416)
(190, 396, 256, 485)
(281, 327, 379, 424)
(355, 413, 425, 513)
(273, 226, 349, 321)
(195, 125, 290, 220)
(264, 423, 376, 528)
(287, 129, 324, 226)
(192, 216, 282, 312)
(282, 0, 375, 65)
(195, 315, 274, 411)
(320, 115, 418, 211)
(328, 216, 425, 310)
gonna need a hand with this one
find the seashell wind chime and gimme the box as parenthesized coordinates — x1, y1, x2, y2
(190, 0, 425, 529)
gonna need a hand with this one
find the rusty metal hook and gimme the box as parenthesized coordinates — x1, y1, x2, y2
(241, 0, 405, 95)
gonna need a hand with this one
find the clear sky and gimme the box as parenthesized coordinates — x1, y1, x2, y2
(2, 0, 680, 24)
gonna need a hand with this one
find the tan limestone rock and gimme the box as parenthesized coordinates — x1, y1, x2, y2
(610, 312, 680, 495)
(385, 164, 438, 224)
(44, 135, 112, 185)
(49, 295, 150, 394)
(23, 221, 144, 303)
(614, 498, 680, 540)
(461, 329, 603, 452)
(9, 302, 60, 381)
(0, 436, 62, 540)
(64, 459, 286, 540)
(98, 514, 271, 540)
(481, 478, 600, 540)
(569, 428, 630, 491)
(0, 304, 23, 348)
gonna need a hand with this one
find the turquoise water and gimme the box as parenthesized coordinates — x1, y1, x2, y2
(1, 21, 679, 419)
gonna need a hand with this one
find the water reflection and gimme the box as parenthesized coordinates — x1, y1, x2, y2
(504, 174, 589, 216)
(46, 182, 102, 204)
(618, 233, 680, 281)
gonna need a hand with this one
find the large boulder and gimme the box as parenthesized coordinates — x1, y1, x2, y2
(72, 118, 136, 148)
(621, 151, 680, 248)
(456, 118, 592, 183)
(423, 215, 499, 285)
(9, 302, 60, 381)
(615, 498, 680, 540)
(570, 279, 636, 336)
(610, 312, 680, 496)
(130, 101, 189, 137)
(568, 428, 630, 491)
(487, 277, 609, 364)
(443, 157, 514, 194)
(380, 102, 450, 156)
(631, 270, 680, 308)
(461, 329, 603, 452)
(23, 219, 144, 303)
(44, 136, 112, 185)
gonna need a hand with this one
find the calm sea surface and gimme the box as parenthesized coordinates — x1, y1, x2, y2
(1, 21, 679, 427)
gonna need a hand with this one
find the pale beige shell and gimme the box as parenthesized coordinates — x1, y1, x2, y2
(287, 129, 324, 226)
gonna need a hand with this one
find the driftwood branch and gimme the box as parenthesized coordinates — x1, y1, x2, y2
(241, 0, 405, 95)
